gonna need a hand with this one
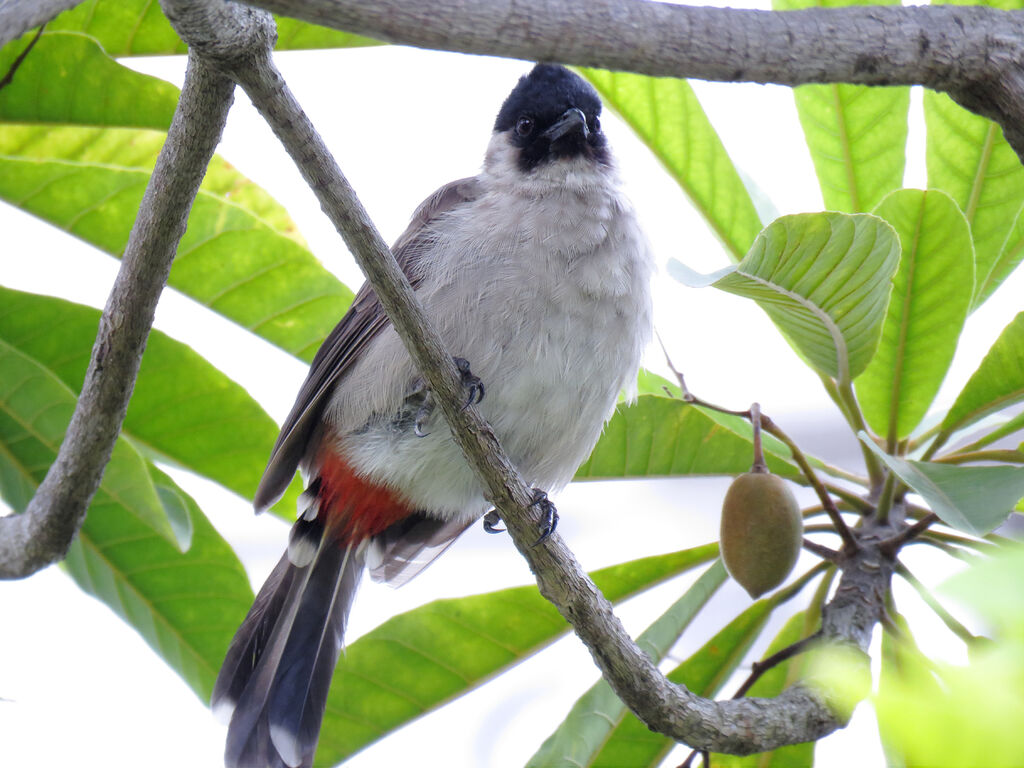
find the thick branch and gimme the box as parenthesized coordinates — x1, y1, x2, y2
(0, 53, 235, 578)
(246, 0, 1024, 162)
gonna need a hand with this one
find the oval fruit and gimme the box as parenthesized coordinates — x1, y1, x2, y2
(720, 471, 802, 598)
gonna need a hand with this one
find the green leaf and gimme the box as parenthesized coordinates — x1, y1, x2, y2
(526, 561, 728, 768)
(856, 189, 974, 441)
(939, 312, 1024, 438)
(0, 31, 178, 128)
(0, 125, 352, 361)
(924, 90, 1024, 307)
(576, 395, 799, 480)
(46, 0, 379, 56)
(315, 544, 719, 765)
(774, 0, 907, 213)
(671, 212, 900, 384)
(0, 286, 302, 516)
(148, 462, 194, 552)
(0, 338, 178, 547)
(860, 435, 1024, 535)
(64, 466, 254, 701)
(582, 68, 762, 261)
(712, 610, 816, 768)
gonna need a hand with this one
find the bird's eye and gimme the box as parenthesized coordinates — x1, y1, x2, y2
(515, 116, 534, 137)
(592, 115, 601, 132)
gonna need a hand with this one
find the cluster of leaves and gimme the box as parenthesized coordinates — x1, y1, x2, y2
(2, 0, 1024, 766)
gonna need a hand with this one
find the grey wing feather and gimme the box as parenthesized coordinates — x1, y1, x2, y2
(253, 177, 481, 512)
(367, 513, 476, 587)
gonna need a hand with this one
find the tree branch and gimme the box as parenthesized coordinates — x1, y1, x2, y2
(0, 50, 237, 578)
(244, 0, 1024, 163)
(154, 0, 900, 753)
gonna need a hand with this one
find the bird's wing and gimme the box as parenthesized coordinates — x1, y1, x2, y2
(367, 512, 477, 587)
(253, 177, 482, 512)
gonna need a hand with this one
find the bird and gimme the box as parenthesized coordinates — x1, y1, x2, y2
(211, 62, 654, 768)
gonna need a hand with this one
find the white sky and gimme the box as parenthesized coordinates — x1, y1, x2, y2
(3, 11, 1022, 768)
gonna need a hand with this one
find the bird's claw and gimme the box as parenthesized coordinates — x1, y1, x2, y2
(482, 510, 505, 534)
(530, 489, 558, 546)
(413, 389, 435, 437)
(454, 357, 485, 408)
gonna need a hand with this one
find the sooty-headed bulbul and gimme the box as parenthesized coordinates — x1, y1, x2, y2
(211, 63, 654, 768)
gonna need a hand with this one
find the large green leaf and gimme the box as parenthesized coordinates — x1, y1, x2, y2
(856, 189, 974, 441)
(64, 463, 254, 701)
(315, 544, 719, 765)
(0, 338, 175, 546)
(712, 610, 816, 768)
(45, 0, 380, 55)
(583, 68, 763, 261)
(774, 0, 907, 213)
(924, 90, 1024, 307)
(861, 435, 1024, 535)
(577, 395, 799, 480)
(671, 212, 900, 384)
(526, 560, 728, 768)
(0, 286, 301, 516)
(938, 312, 1024, 439)
(0, 125, 352, 361)
(0, 31, 178, 128)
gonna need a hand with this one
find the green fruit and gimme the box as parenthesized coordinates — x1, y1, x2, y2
(720, 471, 802, 598)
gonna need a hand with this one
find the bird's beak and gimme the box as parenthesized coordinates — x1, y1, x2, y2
(542, 108, 589, 141)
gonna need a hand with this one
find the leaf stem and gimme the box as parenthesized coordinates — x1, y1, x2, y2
(836, 378, 885, 488)
(933, 449, 1024, 465)
(896, 563, 980, 646)
(874, 469, 897, 525)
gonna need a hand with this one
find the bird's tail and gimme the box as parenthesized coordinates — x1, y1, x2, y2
(212, 517, 363, 768)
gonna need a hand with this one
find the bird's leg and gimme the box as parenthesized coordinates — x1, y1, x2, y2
(410, 357, 484, 437)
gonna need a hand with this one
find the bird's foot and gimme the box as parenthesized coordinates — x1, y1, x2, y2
(454, 357, 484, 408)
(482, 510, 505, 534)
(530, 489, 558, 545)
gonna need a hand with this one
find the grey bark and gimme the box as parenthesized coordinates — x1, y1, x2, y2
(0, 53, 236, 579)
(247, 0, 1024, 163)
(0, 0, 84, 48)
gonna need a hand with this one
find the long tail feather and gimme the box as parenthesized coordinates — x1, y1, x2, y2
(212, 519, 363, 768)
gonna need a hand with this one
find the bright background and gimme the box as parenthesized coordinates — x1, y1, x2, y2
(3, 8, 1022, 767)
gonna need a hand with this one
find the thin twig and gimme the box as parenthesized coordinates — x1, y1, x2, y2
(0, 23, 45, 91)
(659, 345, 859, 551)
(803, 538, 840, 562)
(879, 513, 938, 556)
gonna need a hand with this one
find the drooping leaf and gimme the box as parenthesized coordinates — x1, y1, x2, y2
(938, 312, 1024, 440)
(577, 395, 799, 480)
(924, 90, 1024, 307)
(0, 125, 352, 361)
(0, 338, 176, 547)
(0, 31, 178, 128)
(671, 212, 900, 384)
(45, 0, 380, 56)
(856, 189, 974, 441)
(0, 286, 301, 516)
(64, 466, 254, 701)
(315, 544, 719, 765)
(526, 561, 727, 768)
(711, 610, 816, 767)
(860, 435, 1024, 535)
(583, 68, 763, 260)
(876, 616, 939, 768)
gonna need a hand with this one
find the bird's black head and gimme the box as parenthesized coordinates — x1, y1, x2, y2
(494, 64, 609, 172)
